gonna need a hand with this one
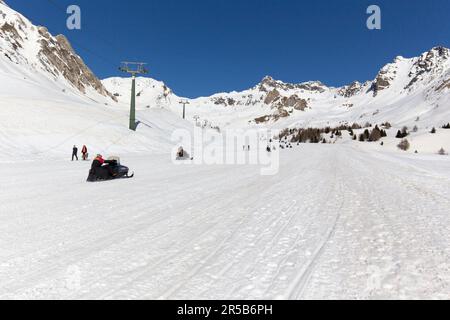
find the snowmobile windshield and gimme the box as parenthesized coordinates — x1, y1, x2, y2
(107, 156, 121, 164)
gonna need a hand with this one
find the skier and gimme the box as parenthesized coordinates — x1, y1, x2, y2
(81, 145, 88, 161)
(72, 145, 79, 161)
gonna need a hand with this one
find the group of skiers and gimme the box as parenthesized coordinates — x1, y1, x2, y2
(72, 145, 89, 161)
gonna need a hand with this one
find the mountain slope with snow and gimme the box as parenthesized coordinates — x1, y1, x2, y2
(0, 0, 115, 102)
(103, 47, 450, 132)
(0, 1, 196, 160)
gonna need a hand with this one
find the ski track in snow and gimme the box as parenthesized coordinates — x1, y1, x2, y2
(0, 145, 449, 300)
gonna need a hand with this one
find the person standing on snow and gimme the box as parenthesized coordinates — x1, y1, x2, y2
(81, 145, 88, 161)
(72, 145, 79, 161)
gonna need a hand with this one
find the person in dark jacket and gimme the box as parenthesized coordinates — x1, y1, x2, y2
(81, 145, 88, 161)
(88, 154, 109, 180)
(91, 154, 105, 169)
(89, 154, 117, 180)
(72, 145, 79, 161)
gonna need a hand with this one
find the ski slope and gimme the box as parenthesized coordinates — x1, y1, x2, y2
(1, 145, 449, 300)
(0, 57, 195, 160)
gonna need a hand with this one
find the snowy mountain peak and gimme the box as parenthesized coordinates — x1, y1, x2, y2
(367, 47, 449, 97)
(257, 75, 328, 94)
(100, 45, 449, 128)
(405, 46, 449, 91)
(0, 1, 116, 101)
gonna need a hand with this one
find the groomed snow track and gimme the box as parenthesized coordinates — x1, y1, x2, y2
(0, 145, 449, 299)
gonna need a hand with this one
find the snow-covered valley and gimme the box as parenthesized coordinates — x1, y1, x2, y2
(0, 145, 449, 299)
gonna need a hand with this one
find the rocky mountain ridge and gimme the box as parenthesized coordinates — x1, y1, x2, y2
(0, 1, 116, 101)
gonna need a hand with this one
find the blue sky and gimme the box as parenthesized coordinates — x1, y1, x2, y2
(6, 0, 450, 98)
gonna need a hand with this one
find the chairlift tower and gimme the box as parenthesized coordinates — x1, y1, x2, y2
(179, 99, 190, 120)
(119, 62, 148, 131)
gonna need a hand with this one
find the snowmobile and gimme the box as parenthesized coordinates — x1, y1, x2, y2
(87, 157, 134, 182)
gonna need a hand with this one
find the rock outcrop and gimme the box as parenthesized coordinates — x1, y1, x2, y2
(338, 81, 363, 98)
(258, 76, 327, 93)
(406, 46, 449, 91)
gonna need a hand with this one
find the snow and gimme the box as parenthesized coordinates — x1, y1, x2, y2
(0, 145, 449, 299)
(1, 1, 450, 300)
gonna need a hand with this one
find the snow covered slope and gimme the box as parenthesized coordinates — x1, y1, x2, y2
(0, 49, 193, 160)
(1, 145, 449, 299)
(0, 0, 115, 101)
(0, 1, 195, 160)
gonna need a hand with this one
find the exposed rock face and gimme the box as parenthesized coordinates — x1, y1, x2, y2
(258, 76, 327, 93)
(371, 68, 394, 97)
(38, 29, 115, 99)
(210, 93, 261, 107)
(212, 97, 236, 106)
(1, 22, 22, 49)
(0, 3, 116, 101)
(436, 78, 450, 91)
(264, 89, 281, 105)
(257, 88, 308, 123)
(296, 82, 327, 93)
(254, 115, 270, 124)
(406, 47, 449, 90)
(338, 81, 362, 98)
(277, 95, 308, 111)
(262, 87, 308, 113)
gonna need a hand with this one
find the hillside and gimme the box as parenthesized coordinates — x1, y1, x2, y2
(0, 1, 194, 160)
(103, 48, 450, 132)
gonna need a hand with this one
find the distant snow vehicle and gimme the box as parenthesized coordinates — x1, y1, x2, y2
(176, 147, 193, 161)
(87, 156, 134, 182)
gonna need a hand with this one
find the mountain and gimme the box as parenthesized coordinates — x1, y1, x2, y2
(103, 46, 450, 129)
(0, 0, 115, 102)
(0, 1, 449, 158)
(102, 77, 174, 108)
